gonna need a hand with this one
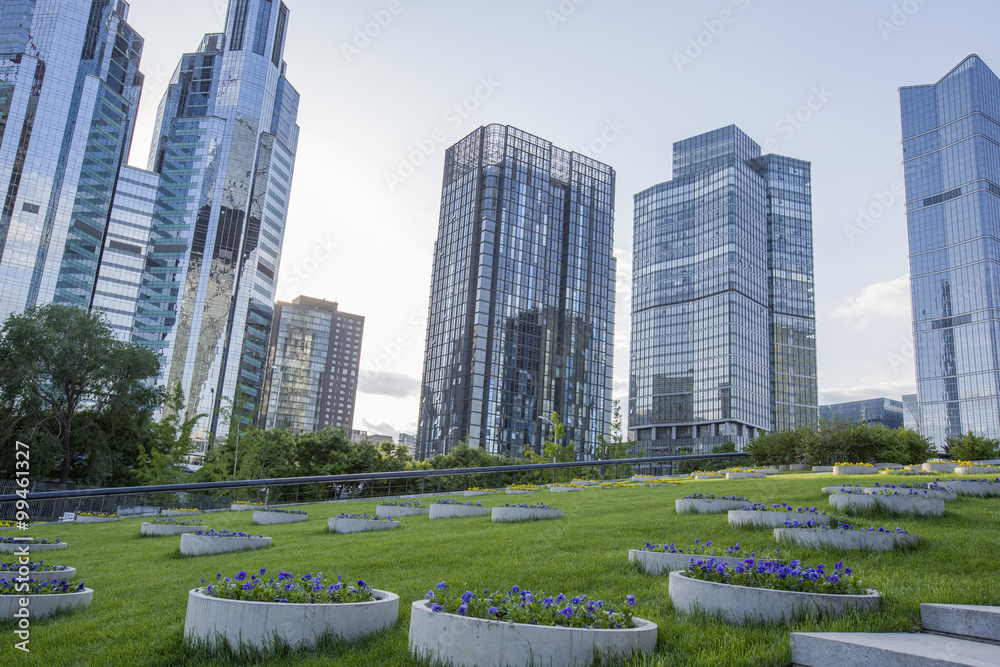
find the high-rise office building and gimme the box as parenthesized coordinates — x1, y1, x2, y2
(630, 125, 818, 455)
(258, 296, 363, 433)
(132, 0, 299, 450)
(819, 398, 904, 429)
(902, 393, 920, 433)
(901, 55, 1000, 448)
(0, 0, 144, 320)
(416, 124, 617, 460)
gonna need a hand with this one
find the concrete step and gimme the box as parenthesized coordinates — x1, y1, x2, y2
(790, 632, 1000, 666)
(922, 604, 1000, 644)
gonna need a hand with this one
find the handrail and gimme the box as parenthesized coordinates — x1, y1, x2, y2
(0, 452, 746, 503)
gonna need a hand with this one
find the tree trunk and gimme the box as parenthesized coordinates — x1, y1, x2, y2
(60, 420, 72, 484)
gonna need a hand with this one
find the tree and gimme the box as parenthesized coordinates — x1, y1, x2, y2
(595, 400, 637, 478)
(0, 305, 162, 483)
(135, 384, 202, 486)
(525, 412, 576, 464)
(945, 432, 1000, 462)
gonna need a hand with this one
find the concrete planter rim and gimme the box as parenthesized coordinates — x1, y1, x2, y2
(0, 587, 93, 620)
(409, 598, 657, 635)
(669, 570, 880, 600)
(188, 586, 397, 610)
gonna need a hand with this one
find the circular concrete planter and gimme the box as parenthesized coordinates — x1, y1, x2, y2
(159, 510, 201, 517)
(568, 480, 599, 486)
(676, 498, 749, 514)
(779, 465, 789, 471)
(230, 503, 264, 511)
(922, 462, 955, 473)
(821, 485, 956, 501)
(184, 587, 399, 650)
(726, 472, 766, 479)
(0, 542, 66, 554)
(668, 571, 880, 624)
(491, 506, 563, 523)
(252, 510, 308, 526)
(463, 490, 496, 497)
(832, 466, 877, 475)
(3, 567, 77, 581)
(758, 468, 780, 475)
(692, 474, 723, 480)
(141, 522, 203, 537)
(428, 504, 491, 520)
(955, 466, 1000, 475)
(876, 463, 904, 470)
(812, 466, 833, 472)
(179, 534, 272, 556)
(375, 505, 429, 519)
(505, 489, 538, 495)
(407, 599, 657, 667)
(328, 517, 399, 534)
(941, 480, 1000, 497)
(829, 493, 945, 516)
(0, 587, 93, 620)
(728, 510, 831, 529)
(774, 527, 923, 551)
(549, 486, 584, 493)
(789, 464, 811, 471)
(629, 549, 780, 575)
(75, 516, 121, 524)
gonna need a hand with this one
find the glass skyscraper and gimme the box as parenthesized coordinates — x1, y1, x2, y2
(416, 124, 616, 460)
(630, 126, 817, 455)
(132, 0, 299, 450)
(902, 55, 1000, 447)
(258, 296, 364, 433)
(0, 0, 144, 320)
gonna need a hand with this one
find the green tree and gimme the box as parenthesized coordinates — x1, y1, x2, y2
(525, 412, 577, 464)
(0, 305, 162, 483)
(135, 384, 202, 486)
(595, 400, 637, 478)
(945, 432, 1000, 462)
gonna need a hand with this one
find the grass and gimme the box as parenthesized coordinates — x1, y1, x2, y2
(2, 473, 999, 666)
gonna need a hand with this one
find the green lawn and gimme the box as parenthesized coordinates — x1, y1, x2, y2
(3, 473, 998, 666)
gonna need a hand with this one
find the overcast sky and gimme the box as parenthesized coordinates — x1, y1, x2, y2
(123, 0, 997, 438)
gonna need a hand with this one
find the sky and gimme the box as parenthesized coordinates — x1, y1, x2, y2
(121, 0, 1000, 439)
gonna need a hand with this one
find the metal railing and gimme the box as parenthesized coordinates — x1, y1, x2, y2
(0, 452, 746, 521)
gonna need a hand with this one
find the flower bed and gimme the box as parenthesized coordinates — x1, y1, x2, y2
(828, 491, 945, 516)
(141, 518, 205, 537)
(726, 472, 766, 479)
(160, 508, 201, 517)
(832, 463, 877, 475)
(375, 500, 429, 518)
(409, 583, 656, 666)
(570, 479, 599, 486)
(821, 483, 956, 501)
(630, 541, 780, 575)
(75, 512, 120, 524)
(676, 494, 752, 515)
(184, 569, 398, 650)
(668, 559, 879, 624)
(550, 483, 588, 492)
(179, 530, 272, 557)
(774, 520, 921, 551)
(954, 462, 1000, 475)
(0, 538, 66, 554)
(938, 478, 1000, 497)
(491, 503, 563, 523)
(922, 459, 956, 473)
(0, 561, 75, 581)
(252, 509, 308, 525)
(729, 504, 830, 529)
(0, 577, 91, 620)
(647, 480, 684, 487)
(505, 484, 538, 495)
(428, 500, 491, 520)
(328, 513, 400, 534)
(596, 481, 639, 489)
(463, 487, 496, 497)
(230, 502, 264, 511)
(690, 470, 724, 479)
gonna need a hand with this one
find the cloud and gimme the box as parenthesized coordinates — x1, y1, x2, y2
(357, 371, 420, 399)
(820, 376, 916, 406)
(359, 419, 399, 437)
(830, 275, 910, 330)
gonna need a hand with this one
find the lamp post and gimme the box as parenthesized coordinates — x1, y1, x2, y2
(267, 366, 283, 429)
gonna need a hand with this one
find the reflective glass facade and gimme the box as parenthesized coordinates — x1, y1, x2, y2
(92, 165, 159, 340)
(132, 0, 299, 450)
(819, 398, 904, 429)
(417, 124, 616, 460)
(258, 296, 364, 433)
(902, 55, 1000, 448)
(902, 393, 920, 433)
(630, 126, 817, 455)
(0, 0, 144, 320)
